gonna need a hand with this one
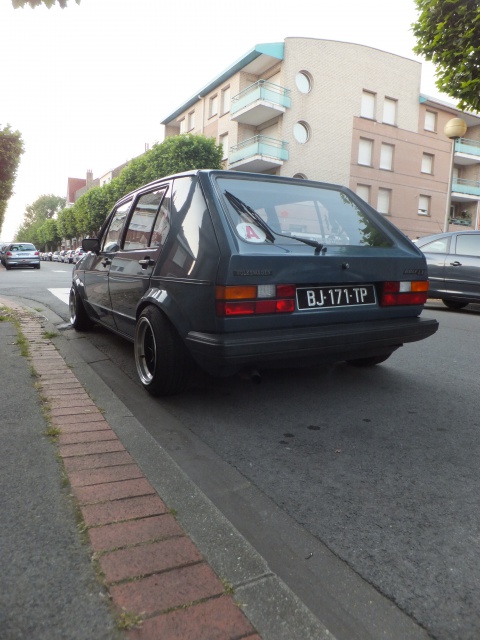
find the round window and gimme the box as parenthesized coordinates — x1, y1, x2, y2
(293, 173, 307, 180)
(293, 121, 310, 144)
(295, 71, 312, 94)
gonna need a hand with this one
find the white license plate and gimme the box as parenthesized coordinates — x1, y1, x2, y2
(297, 284, 376, 310)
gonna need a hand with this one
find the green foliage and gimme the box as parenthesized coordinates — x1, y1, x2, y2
(412, 0, 480, 111)
(73, 133, 223, 237)
(24, 194, 65, 225)
(12, 0, 80, 8)
(0, 124, 24, 234)
(74, 184, 117, 237)
(114, 134, 224, 197)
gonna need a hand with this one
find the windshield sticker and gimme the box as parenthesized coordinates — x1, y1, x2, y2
(236, 222, 266, 243)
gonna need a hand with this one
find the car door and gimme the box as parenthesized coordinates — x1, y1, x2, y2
(444, 233, 480, 298)
(82, 198, 133, 330)
(108, 185, 171, 337)
(418, 236, 450, 296)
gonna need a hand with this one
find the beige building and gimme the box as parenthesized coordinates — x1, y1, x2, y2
(162, 37, 480, 239)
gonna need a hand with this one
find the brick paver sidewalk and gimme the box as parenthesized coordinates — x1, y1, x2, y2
(17, 306, 261, 640)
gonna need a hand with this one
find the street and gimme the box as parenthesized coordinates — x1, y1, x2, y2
(2, 261, 480, 640)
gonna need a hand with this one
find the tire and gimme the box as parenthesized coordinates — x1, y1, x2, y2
(4, 264, 11, 270)
(346, 353, 393, 367)
(35, 264, 40, 269)
(443, 299, 468, 310)
(134, 306, 192, 396)
(69, 286, 94, 331)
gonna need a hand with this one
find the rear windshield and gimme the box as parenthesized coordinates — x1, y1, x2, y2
(10, 244, 36, 251)
(216, 177, 393, 248)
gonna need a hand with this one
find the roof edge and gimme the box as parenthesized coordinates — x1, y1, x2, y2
(161, 42, 284, 125)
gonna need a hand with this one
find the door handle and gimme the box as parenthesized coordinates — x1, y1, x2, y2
(102, 258, 111, 267)
(450, 261, 462, 266)
(138, 257, 155, 269)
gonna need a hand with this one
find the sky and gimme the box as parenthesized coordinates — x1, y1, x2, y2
(0, 0, 449, 240)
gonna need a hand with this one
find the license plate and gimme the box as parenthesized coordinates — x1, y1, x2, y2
(297, 284, 376, 310)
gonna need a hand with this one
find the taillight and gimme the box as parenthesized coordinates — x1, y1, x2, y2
(6, 251, 12, 256)
(381, 281, 429, 306)
(34, 251, 39, 256)
(216, 284, 296, 316)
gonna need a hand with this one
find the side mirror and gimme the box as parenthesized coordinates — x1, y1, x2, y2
(82, 238, 100, 253)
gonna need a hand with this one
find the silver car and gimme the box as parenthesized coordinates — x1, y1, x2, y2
(3, 243, 41, 270)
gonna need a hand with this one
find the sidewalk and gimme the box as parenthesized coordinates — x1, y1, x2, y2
(0, 296, 331, 640)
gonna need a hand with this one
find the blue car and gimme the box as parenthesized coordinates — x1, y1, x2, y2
(70, 170, 438, 395)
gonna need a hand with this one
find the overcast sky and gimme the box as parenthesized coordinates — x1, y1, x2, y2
(1, 0, 448, 239)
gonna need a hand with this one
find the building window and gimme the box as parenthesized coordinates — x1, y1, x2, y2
(424, 111, 437, 132)
(179, 118, 185, 134)
(361, 91, 376, 119)
(356, 184, 371, 203)
(209, 95, 218, 118)
(383, 98, 397, 125)
(358, 138, 373, 166)
(187, 110, 195, 131)
(295, 71, 313, 94)
(221, 86, 230, 114)
(377, 188, 392, 214)
(380, 143, 394, 170)
(418, 195, 431, 216)
(421, 153, 434, 174)
(219, 133, 229, 161)
(294, 121, 311, 143)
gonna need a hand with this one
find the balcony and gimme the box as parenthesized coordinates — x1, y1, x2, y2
(231, 80, 291, 126)
(455, 137, 480, 165)
(229, 135, 288, 172)
(452, 177, 480, 200)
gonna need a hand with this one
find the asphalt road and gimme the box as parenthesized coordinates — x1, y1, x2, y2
(2, 261, 480, 640)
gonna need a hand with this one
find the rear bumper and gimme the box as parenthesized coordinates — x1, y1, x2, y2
(185, 316, 439, 376)
(5, 259, 40, 267)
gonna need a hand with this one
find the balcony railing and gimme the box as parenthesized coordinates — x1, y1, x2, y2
(455, 137, 480, 157)
(231, 80, 291, 126)
(229, 135, 289, 172)
(452, 177, 480, 197)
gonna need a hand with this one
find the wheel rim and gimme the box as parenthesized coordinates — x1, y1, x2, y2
(69, 288, 77, 325)
(135, 316, 157, 385)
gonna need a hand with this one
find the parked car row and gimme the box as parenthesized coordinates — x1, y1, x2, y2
(39, 248, 85, 264)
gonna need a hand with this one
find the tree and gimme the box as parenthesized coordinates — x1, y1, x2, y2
(23, 194, 65, 225)
(0, 124, 24, 235)
(12, 0, 80, 8)
(412, 0, 480, 112)
(72, 134, 224, 237)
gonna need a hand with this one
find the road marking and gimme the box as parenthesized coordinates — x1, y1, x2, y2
(48, 288, 70, 305)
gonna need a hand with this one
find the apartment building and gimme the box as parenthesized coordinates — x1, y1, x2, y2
(161, 37, 480, 239)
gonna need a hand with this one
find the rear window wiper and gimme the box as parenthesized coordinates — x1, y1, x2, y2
(224, 191, 275, 243)
(223, 191, 324, 254)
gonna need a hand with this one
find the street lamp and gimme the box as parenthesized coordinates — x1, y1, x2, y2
(443, 117, 468, 232)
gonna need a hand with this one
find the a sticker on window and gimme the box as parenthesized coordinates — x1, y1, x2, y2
(236, 222, 266, 243)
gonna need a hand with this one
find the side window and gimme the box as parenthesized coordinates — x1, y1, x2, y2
(158, 176, 216, 278)
(124, 189, 167, 250)
(455, 234, 480, 257)
(102, 200, 132, 252)
(150, 192, 171, 247)
(421, 238, 449, 253)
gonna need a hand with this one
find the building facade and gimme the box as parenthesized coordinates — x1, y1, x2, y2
(161, 37, 480, 239)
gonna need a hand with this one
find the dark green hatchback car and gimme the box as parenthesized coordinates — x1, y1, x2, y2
(70, 170, 438, 395)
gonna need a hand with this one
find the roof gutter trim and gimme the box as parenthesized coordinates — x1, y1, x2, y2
(160, 42, 284, 125)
